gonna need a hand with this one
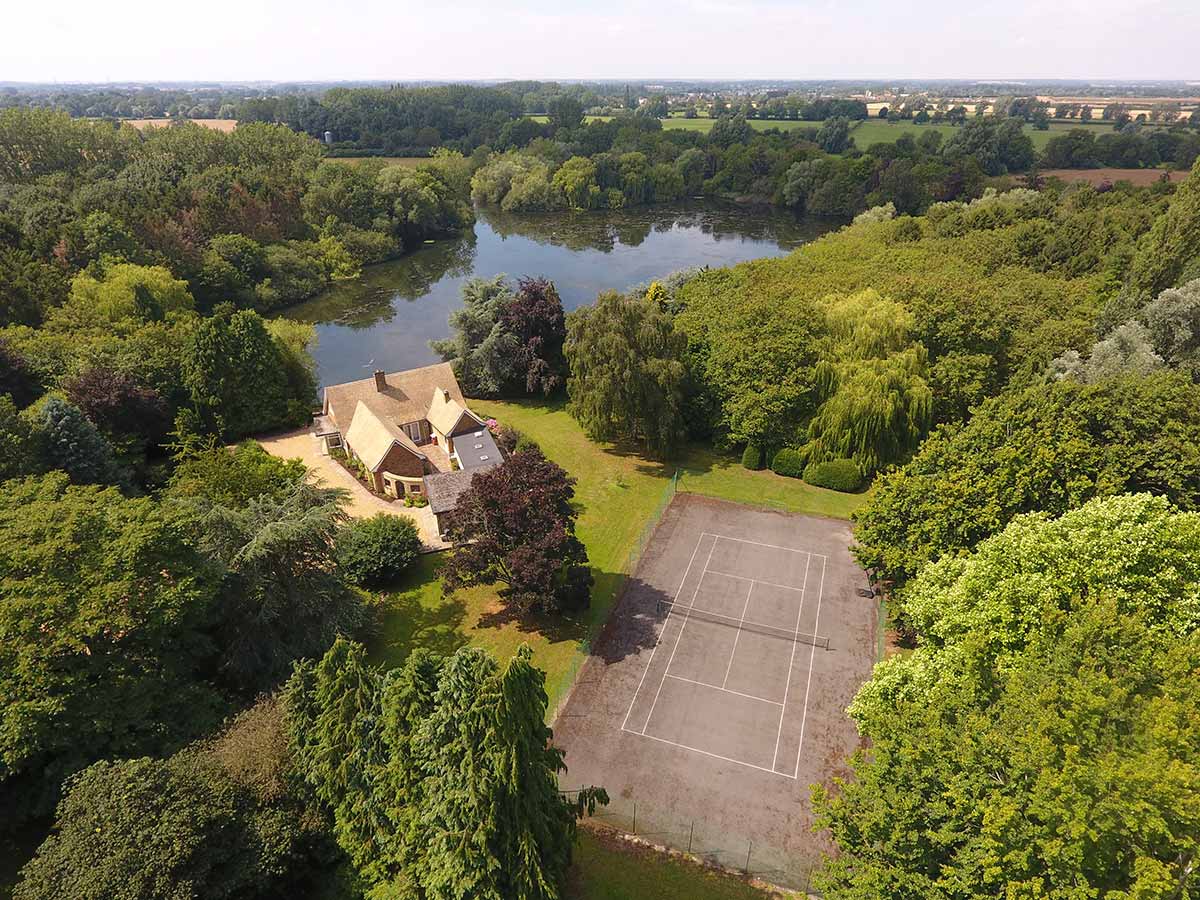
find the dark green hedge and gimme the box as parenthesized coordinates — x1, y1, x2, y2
(803, 458, 864, 492)
(741, 443, 764, 470)
(771, 448, 805, 478)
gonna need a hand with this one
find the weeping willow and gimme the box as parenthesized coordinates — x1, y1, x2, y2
(801, 290, 933, 474)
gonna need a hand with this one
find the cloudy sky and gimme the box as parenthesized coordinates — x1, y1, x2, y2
(8, 0, 1198, 83)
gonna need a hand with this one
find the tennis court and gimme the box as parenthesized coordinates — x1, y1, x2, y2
(555, 494, 876, 887)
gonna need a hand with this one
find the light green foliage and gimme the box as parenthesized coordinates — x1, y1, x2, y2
(552, 156, 600, 209)
(1128, 155, 1200, 295)
(565, 291, 688, 458)
(167, 440, 308, 506)
(286, 640, 599, 899)
(854, 374, 1200, 591)
(14, 699, 324, 900)
(335, 513, 422, 587)
(67, 263, 194, 323)
(0, 473, 224, 822)
(800, 290, 931, 475)
(818, 496, 1200, 900)
(181, 306, 296, 440)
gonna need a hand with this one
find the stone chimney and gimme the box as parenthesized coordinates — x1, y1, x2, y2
(442, 388, 450, 402)
(373, 370, 387, 392)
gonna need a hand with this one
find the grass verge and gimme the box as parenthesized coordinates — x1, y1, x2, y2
(567, 828, 788, 900)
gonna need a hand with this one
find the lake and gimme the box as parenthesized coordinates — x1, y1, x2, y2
(285, 202, 838, 387)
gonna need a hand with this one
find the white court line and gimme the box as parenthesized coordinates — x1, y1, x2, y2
(771, 551, 812, 773)
(622, 726, 796, 779)
(793, 555, 828, 778)
(702, 531, 827, 559)
(665, 673, 782, 707)
(620, 532, 707, 732)
(706, 569, 807, 595)
(722, 580, 754, 688)
(641, 536, 718, 734)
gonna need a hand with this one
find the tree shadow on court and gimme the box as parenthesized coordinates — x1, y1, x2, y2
(586, 571, 674, 665)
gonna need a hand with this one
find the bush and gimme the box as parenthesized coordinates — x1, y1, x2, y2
(771, 448, 805, 478)
(403, 494, 428, 508)
(334, 513, 422, 587)
(802, 458, 864, 492)
(741, 443, 764, 470)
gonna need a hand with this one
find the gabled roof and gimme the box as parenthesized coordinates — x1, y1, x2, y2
(323, 362, 468, 434)
(344, 401, 425, 472)
(427, 386, 485, 436)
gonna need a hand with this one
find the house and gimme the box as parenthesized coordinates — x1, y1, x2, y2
(318, 363, 501, 534)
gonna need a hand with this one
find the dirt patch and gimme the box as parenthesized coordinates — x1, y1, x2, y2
(1041, 167, 1188, 187)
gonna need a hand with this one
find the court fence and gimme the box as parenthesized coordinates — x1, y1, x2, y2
(550, 469, 680, 722)
(564, 790, 823, 893)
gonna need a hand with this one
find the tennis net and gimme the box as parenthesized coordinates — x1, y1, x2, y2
(655, 598, 831, 650)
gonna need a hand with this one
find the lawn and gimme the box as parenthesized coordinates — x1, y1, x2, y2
(849, 117, 1155, 152)
(567, 829, 785, 900)
(367, 398, 864, 713)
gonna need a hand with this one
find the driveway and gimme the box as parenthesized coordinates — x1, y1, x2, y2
(256, 426, 449, 551)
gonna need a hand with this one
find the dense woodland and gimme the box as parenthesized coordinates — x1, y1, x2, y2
(3, 79, 1200, 899)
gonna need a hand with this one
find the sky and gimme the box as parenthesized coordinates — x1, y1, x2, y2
(7, 0, 1199, 83)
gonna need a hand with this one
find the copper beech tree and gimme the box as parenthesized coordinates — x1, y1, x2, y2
(441, 447, 593, 615)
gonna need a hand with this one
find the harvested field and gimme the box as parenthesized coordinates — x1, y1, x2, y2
(122, 118, 237, 132)
(1040, 167, 1188, 187)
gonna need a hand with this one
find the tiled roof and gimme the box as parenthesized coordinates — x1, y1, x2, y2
(427, 387, 483, 436)
(323, 362, 467, 434)
(425, 463, 499, 514)
(343, 401, 425, 472)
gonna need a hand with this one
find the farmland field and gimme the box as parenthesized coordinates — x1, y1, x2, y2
(121, 117, 238, 132)
(324, 155, 427, 167)
(1040, 167, 1187, 187)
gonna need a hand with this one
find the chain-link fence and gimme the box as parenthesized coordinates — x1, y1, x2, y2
(566, 791, 823, 893)
(550, 470, 679, 721)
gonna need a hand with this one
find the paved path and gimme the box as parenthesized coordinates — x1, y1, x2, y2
(256, 426, 449, 551)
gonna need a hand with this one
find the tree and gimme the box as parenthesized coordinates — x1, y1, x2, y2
(14, 701, 325, 900)
(431, 275, 521, 397)
(854, 373, 1200, 593)
(0, 246, 67, 327)
(551, 156, 600, 209)
(25, 395, 122, 485)
(441, 448, 593, 615)
(286, 639, 604, 899)
(565, 290, 687, 458)
(0, 339, 42, 408)
(500, 277, 568, 396)
(335, 513, 422, 587)
(818, 495, 1200, 900)
(0, 473, 225, 823)
(546, 95, 584, 132)
(185, 480, 368, 692)
(1128, 155, 1200, 296)
(181, 305, 295, 440)
(63, 365, 170, 445)
(67, 263, 194, 323)
(168, 440, 309, 506)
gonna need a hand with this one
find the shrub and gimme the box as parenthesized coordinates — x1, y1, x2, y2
(334, 514, 422, 587)
(741, 443, 764, 470)
(802, 458, 864, 492)
(513, 432, 541, 455)
(403, 494, 428, 508)
(771, 448, 805, 478)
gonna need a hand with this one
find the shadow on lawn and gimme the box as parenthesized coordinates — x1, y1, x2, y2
(373, 591, 469, 663)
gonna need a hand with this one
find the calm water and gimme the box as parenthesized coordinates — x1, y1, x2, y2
(286, 202, 838, 387)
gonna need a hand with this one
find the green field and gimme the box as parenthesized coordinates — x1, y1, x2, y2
(367, 399, 864, 712)
(325, 155, 427, 167)
(849, 117, 1147, 152)
(567, 829, 782, 900)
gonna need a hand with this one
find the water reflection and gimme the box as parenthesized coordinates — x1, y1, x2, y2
(286, 201, 839, 387)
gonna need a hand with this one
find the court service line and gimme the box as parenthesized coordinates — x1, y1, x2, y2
(706, 569, 808, 595)
(641, 536, 719, 734)
(722, 580, 755, 688)
(620, 532, 707, 732)
(664, 673, 783, 707)
(621, 726, 797, 779)
(793, 555, 828, 778)
(701, 532, 828, 559)
(771, 550, 812, 773)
